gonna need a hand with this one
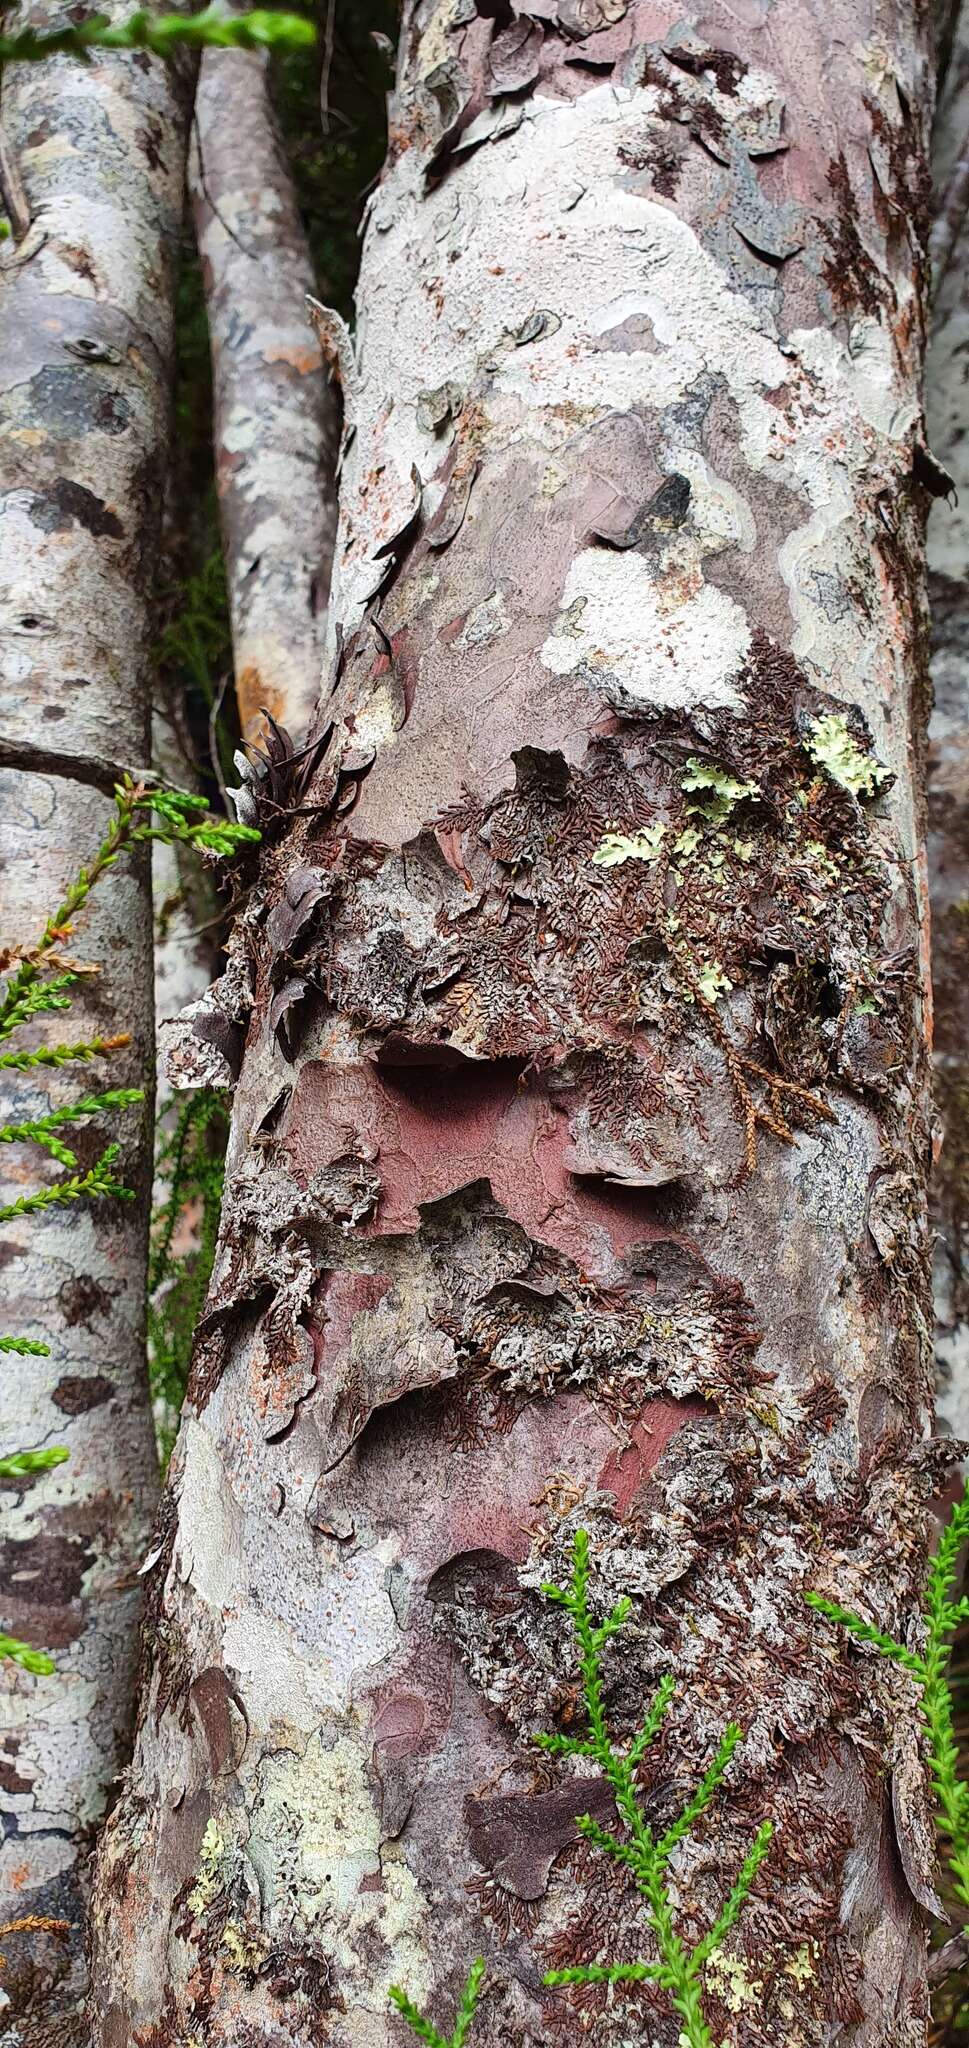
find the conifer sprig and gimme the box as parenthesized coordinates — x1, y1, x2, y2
(0, 6, 314, 66)
(389, 1958, 486, 2048)
(807, 1478, 969, 1911)
(0, 1089, 144, 1168)
(536, 1529, 772, 2048)
(387, 1534, 772, 2048)
(0, 1448, 69, 1480)
(0, 1635, 56, 1678)
(0, 1033, 131, 1073)
(0, 1144, 133, 1222)
(0, 779, 255, 1043)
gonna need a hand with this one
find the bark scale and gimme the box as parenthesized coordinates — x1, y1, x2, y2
(0, 7, 192, 2034)
(190, 46, 339, 744)
(93, 5, 941, 2044)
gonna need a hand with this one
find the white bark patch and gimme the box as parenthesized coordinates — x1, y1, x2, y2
(541, 546, 749, 712)
(177, 1414, 401, 1718)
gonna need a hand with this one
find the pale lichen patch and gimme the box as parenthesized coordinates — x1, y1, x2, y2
(189, 1817, 225, 1917)
(806, 713, 891, 798)
(540, 548, 749, 713)
(705, 1946, 765, 2013)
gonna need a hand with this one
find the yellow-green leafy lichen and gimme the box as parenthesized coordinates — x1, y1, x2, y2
(592, 820, 666, 867)
(806, 714, 890, 799)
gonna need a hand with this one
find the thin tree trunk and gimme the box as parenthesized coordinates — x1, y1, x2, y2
(190, 45, 339, 744)
(927, 9, 969, 1443)
(0, 7, 192, 2033)
(92, 6, 940, 2043)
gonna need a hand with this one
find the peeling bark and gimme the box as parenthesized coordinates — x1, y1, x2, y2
(0, 6, 192, 2033)
(92, 6, 940, 2044)
(190, 46, 339, 743)
(927, 8, 969, 1441)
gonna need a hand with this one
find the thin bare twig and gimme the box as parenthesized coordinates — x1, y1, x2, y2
(208, 668, 231, 810)
(190, 108, 253, 259)
(318, 0, 336, 135)
(928, 1929, 969, 1988)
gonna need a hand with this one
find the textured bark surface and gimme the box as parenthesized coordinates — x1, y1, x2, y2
(0, 8, 191, 2034)
(190, 46, 339, 743)
(92, 5, 941, 2045)
(927, 9, 969, 1440)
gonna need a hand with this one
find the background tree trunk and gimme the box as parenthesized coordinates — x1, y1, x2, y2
(190, 44, 339, 744)
(91, 5, 940, 2044)
(0, 8, 192, 2034)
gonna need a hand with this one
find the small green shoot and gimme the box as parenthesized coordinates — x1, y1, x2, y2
(0, 1635, 56, 1677)
(0, 1144, 134, 1223)
(806, 1478, 969, 1912)
(536, 1529, 772, 2048)
(389, 1957, 486, 2048)
(0, 1447, 69, 1480)
(0, 6, 315, 66)
(0, 1088, 144, 1168)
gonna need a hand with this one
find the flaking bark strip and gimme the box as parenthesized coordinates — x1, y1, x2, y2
(91, 6, 939, 2045)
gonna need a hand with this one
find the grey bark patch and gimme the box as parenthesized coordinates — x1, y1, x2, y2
(417, 380, 463, 432)
(662, 24, 747, 96)
(373, 463, 423, 559)
(452, 98, 525, 155)
(557, 0, 629, 39)
(591, 472, 692, 549)
(265, 865, 327, 958)
(510, 309, 562, 346)
(28, 366, 132, 438)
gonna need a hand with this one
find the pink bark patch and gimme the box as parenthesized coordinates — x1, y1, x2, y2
(598, 1400, 710, 1514)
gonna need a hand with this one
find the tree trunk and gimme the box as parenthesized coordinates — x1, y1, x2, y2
(927, 7, 969, 1442)
(190, 45, 339, 744)
(91, 6, 941, 2044)
(0, 9, 192, 2034)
